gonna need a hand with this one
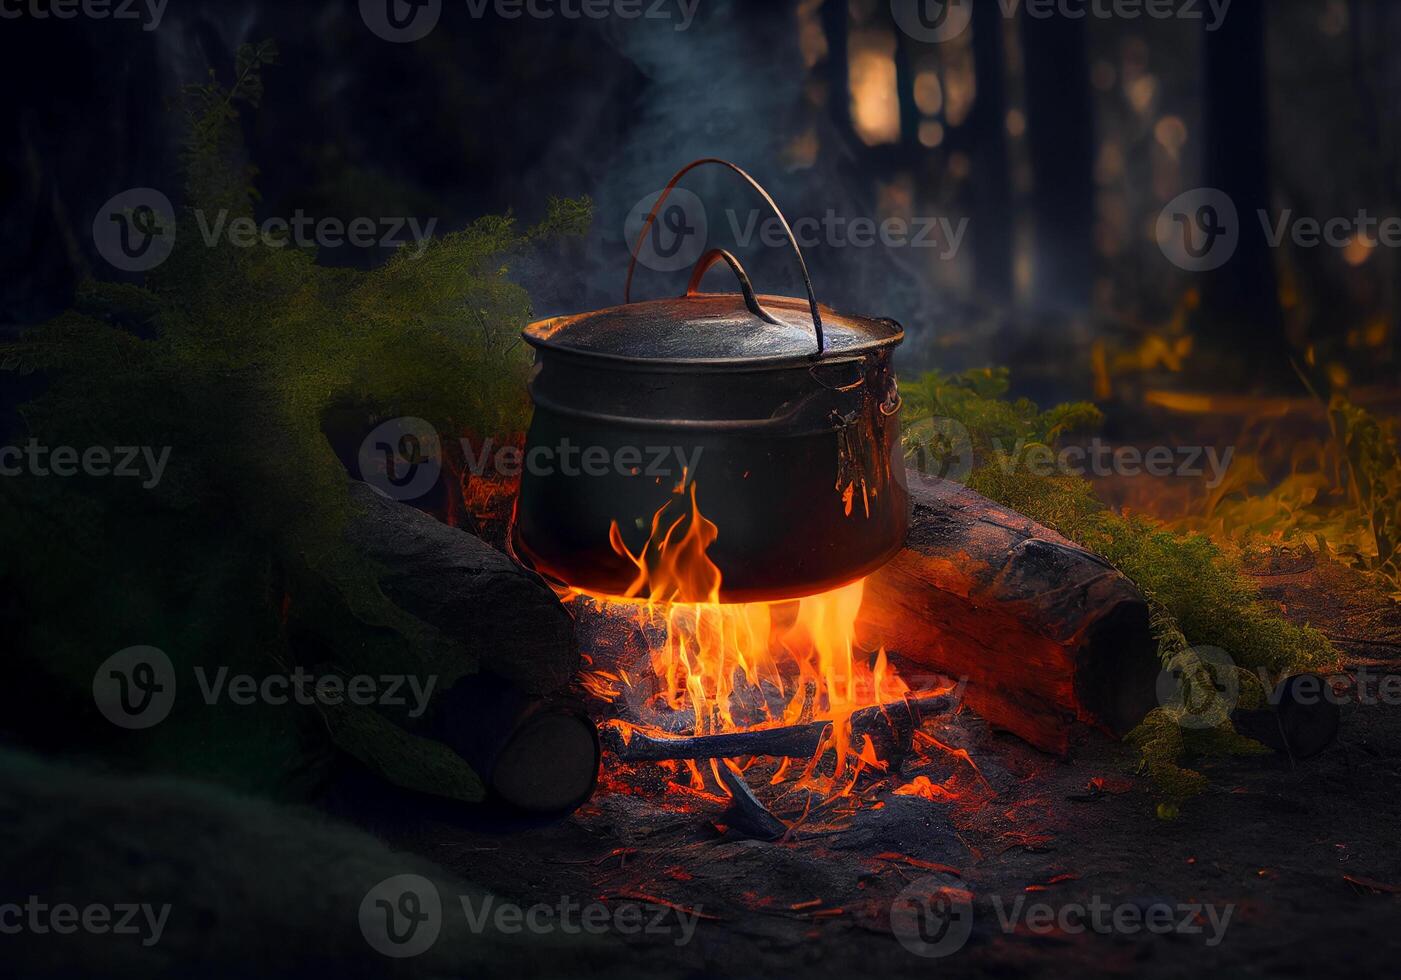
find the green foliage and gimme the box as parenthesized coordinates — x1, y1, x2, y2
(902, 366, 1103, 456)
(1124, 710, 1207, 809)
(1328, 393, 1401, 591)
(970, 463, 1332, 676)
(905, 365, 1336, 676)
(901, 368, 1336, 812)
(0, 44, 590, 800)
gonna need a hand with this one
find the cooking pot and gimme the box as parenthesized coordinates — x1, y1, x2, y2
(514, 159, 907, 602)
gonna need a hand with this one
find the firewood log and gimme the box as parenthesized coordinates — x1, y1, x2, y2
(856, 477, 1162, 755)
(1230, 673, 1341, 760)
(344, 480, 578, 696)
(432, 673, 600, 814)
(600, 693, 956, 762)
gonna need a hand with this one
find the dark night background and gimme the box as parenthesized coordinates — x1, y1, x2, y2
(5, 0, 1400, 403)
(4, 2, 1401, 978)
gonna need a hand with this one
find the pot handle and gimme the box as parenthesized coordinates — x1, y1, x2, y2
(624, 158, 826, 356)
(684, 249, 782, 325)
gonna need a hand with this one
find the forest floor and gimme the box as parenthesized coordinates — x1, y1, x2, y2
(372, 556, 1401, 980)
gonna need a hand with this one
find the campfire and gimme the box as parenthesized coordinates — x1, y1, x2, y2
(558, 481, 984, 836)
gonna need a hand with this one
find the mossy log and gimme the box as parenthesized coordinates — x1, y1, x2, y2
(856, 477, 1162, 755)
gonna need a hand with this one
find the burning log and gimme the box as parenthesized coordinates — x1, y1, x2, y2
(715, 761, 787, 841)
(857, 478, 1161, 755)
(344, 480, 578, 695)
(601, 693, 957, 762)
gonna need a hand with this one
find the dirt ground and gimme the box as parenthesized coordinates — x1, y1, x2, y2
(378, 561, 1401, 980)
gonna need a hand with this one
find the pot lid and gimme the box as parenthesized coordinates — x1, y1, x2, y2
(531, 158, 905, 367)
(523, 292, 903, 367)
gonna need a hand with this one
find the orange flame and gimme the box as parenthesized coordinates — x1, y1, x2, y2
(595, 483, 910, 795)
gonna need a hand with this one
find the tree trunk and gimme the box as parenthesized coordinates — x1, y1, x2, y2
(1020, 11, 1095, 311)
(968, 1, 1013, 299)
(1200, 0, 1288, 384)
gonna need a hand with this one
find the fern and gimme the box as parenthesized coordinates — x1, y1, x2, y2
(0, 43, 590, 799)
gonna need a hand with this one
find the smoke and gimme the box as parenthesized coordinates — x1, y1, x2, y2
(512, 0, 957, 368)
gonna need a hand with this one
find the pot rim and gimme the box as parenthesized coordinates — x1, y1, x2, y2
(523, 294, 904, 370)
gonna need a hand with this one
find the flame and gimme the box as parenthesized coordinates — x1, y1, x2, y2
(591, 483, 911, 794)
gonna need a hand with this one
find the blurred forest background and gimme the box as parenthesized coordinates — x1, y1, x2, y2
(3, 0, 1400, 406)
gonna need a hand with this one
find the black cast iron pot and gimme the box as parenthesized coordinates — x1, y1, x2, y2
(514, 160, 907, 602)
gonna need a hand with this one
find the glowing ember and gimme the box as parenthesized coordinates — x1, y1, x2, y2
(577, 483, 916, 794)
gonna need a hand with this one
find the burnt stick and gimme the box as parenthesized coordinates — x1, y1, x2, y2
(601, 693, 957, 762)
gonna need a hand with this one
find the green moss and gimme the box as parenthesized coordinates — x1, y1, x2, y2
(902, 368, 1338, 811)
